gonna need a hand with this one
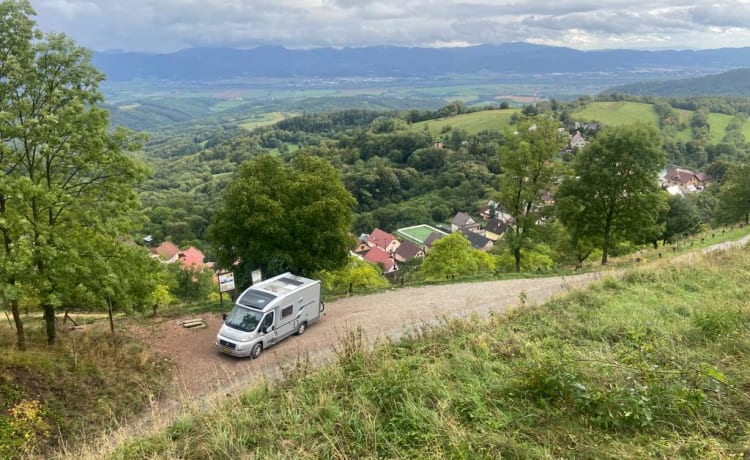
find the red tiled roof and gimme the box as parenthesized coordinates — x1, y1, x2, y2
(153, 241, 179, 261)
(368, 228, 397, 251)
(363, 246, 395, 272)
(178, 246, 205, 269)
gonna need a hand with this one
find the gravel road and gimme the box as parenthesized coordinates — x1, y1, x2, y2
(132, 270, 609, 402)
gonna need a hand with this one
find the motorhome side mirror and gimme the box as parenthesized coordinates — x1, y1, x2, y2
(265, 325, 274, 334)
(222, 313, 227, 321)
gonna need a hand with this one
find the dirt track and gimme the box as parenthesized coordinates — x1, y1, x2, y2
(131, 270, 610, 402)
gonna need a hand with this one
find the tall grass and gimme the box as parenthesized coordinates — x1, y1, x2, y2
(110, 247, 750, 459)
(0, 324, 171, 459)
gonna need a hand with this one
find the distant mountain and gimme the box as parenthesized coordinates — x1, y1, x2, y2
(604, 68, 750, 97)
(92, 44, 750, 82)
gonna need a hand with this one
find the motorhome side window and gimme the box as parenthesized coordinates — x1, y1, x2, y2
(281, 306, 293, 318)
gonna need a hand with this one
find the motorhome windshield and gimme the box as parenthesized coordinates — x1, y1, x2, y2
(224, 305, 263, 333)
(237, 289, 276, 310)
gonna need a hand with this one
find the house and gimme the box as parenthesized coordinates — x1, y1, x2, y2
(177, 246, 206, 270)
(394, 240, 425, 263)
(451, 212, 480, 233)
(423, 231, 445, 250)
(483, 218, 508, 241)
(433, 141, 444, 149)
(568, 130, 587, 151)
(460, 228, 494, 251)
(152, 241, 180, 263)
(363, 246, 397, 273)
(662, 167, 710, 189)
(367, 228, 400, 254)
(354, 233, 371, 254)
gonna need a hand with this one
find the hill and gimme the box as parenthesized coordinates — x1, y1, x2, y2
(93, 44, 750, 83)
(570, 101, 750, 143)
(408, 108, 521, 137)
(606, 68, 750, 97)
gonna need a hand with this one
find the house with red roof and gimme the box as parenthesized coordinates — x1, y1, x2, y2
(151, 241, 180, 263)
(177, 246, 206, 270)
(363, 246, 397, 273)
(367, 228, 400, 254)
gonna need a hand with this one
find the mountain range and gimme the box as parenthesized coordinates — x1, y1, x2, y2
(92, 43, 750, 82)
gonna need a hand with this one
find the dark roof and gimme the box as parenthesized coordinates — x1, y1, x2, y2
(451, 212, 475, 227)
(485, 218, 508, 235)
(460, 229, 493, 250)
(395, 240, 422, 260)
(423, 231, 445, 248)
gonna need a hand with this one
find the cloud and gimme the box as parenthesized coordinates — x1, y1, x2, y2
(29, 0, 750, 52)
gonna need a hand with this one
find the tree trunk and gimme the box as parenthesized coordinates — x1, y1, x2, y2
(514, 247, 521, 272)
(601, 228, 610, 265)
(10, 299, 25, 351)
(43, 302, 56, 345)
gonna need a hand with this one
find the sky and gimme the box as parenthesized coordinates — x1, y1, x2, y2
(29, 0, 750, 53)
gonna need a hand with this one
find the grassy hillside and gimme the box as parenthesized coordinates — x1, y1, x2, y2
(408, 108, 521, 137)
(0, 323, 171, 459)
(111, 248, 750, 459)
(572, 101, 750, 142)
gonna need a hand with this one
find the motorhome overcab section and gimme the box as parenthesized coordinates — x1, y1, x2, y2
(216, 272, 324, 359)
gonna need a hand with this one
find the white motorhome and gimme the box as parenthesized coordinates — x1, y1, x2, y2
(216, 272, 324, 359)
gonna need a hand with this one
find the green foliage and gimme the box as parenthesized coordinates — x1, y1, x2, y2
(495, 244, 555, 272)
(207, 154, 356, 287)
(316, 256, 389, 296)
(0, 1, 152, 345)
(556, 123, 668, 264)
(498, 116, 566, 271)
(715, 163, 750, 225)
(419, 233, 495, 280)
(168, 264, 216, 303)
(662, 195, 703, 243)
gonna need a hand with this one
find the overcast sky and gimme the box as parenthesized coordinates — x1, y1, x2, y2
(29, 0, 750, 53)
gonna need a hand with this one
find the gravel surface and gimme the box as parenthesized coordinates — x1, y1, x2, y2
(131, 270, 610, 403)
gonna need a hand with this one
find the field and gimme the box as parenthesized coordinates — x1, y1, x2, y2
(572, 101, 750, 142)
(409, 108, 521, 137)
(239, 111, 293, 131)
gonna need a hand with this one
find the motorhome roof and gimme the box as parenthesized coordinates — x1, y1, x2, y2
(254, 273, 314, 296)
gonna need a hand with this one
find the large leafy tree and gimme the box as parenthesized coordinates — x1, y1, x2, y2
(498, 116, 566, 271)
(207, 154, 356, 288)
(0, 1, 148, 347)
(715, 163, 750, 225)
(556, 123, 668, 265)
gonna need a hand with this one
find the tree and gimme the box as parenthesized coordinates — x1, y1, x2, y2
(715, 163, 750, 225)
(419, 233, 495, 281)
(498, 116, 566, 271)
(0, 1, 148, 347)
(556, 123, 668, 264)
(662, 195, 702, 243)
(207, 154, 355, 288)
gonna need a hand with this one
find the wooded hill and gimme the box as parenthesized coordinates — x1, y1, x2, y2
(607, 68, 750, 98)
(137, 94, 750, 264)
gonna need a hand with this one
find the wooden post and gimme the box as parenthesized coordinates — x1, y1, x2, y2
(107, 296, 115, 334)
